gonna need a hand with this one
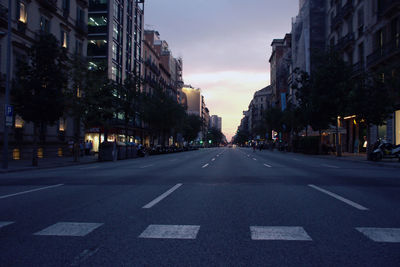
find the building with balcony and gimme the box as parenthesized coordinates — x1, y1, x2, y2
(0, 0, 88, 160)
(326, 0, 400, 150)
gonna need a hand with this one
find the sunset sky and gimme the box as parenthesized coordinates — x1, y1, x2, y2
(145, 0, 299, 141)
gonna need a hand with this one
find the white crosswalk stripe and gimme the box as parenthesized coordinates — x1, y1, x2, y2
(34, 222, 103, 237)
(0, 221, 14, 229)
(250, 226, 312, 241)
(356, 227, 400, 243)
(139, 224, 200, 239)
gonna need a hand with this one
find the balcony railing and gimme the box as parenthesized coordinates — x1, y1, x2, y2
(336, 32, 355, 51)
(367, 38, 400, 68)
(37, 0, 57, 11)
(379, 0, 400, 17)
(352, 61, 364, 76)
(0, 4, 7, 22)
(342, 0, 354, 17)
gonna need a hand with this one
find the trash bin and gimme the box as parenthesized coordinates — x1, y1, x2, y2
(99, 141, 117, 161)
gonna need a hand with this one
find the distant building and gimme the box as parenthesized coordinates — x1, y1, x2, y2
(210, 115, 222, 131)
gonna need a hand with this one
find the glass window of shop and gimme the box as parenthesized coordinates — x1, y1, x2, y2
(396, 110, 400, 145)
(88, 39, 107, 56)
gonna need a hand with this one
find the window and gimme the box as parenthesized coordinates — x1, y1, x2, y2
(61, 30, 68, 49)
(62, 0, 70, 13)
(40, 16, 50, 33)
(88, 39, 107, 56)
(88, 14, 107, 27)
(18, 1, 27, 23)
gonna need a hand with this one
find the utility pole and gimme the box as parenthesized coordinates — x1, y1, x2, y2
(2, 0, 12, 169)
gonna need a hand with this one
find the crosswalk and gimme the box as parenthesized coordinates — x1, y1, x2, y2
(1, 221, 400, 243)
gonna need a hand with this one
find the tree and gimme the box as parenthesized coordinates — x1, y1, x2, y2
(233, 129, 250, 145)
(206, 127, 224, 146)
(294, 50, 353, 156)
(348, 66, 400, 159)
(12, 33, 69, 166)
(81, 63, 116, 146)
(182, 114, 203, 143)
(142, 86, 186, 146)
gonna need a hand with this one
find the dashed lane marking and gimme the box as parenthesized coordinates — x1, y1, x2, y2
(309, 184, 368, 211)
(139, 225, 200, 239)
(34, 222, 103, 237)
(142, 183, 183, 209)
(0, 184, 64, 200)
(211, 158, 215, 161)
(253, 158, 257, 161)
(250, 226, 312, 241)
(140, 164, 154, 169)
(321, 164, 340, 169)
(0, 221, 14, 229)
(202, 164, 209, 168)
(264, 163, 272, 168)
(356, 227, 400, 243)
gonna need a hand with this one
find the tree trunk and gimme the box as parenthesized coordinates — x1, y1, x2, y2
(32, 123, 38, 166)
(366, 124, 372, 161)
(335, 120, 342, 157)
(73, 117, 80, 162)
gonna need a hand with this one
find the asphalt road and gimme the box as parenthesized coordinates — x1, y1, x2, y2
(0, 147, 399, 266)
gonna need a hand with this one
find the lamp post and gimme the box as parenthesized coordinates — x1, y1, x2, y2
(2, 0, 12, 169)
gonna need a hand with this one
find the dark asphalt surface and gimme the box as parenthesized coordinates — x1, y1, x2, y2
(0, 147, 399, 266)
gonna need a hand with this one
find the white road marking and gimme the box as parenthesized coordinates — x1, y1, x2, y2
(211, 158, 215, 161)
(139, 224, 200, 239)
(34, 222, 103, 237)
(356, 227, 400, 243)
(0, 221, 14, 229)
(247, 154, 250, 157)
(71, 247, 100, 266)
(321, 164, 339, 169)
(264, 163, 272, 168)
(253, 158, 257, 161)
(216, 155, 219, 157)
(80, 166, 99, 170)
(142, 183, 183, 209)
(250, 226, 312, 241)
(0, 184, 64, 200)
(202, 164, 209, 168)
(140, 164, 154, 169)
(308, 184, 368, 211)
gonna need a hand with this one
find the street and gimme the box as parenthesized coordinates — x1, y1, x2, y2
(0, 147, 399, 266)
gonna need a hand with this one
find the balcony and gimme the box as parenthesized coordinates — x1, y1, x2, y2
(88, 25, 107, 34)
(352, 61, 364, 76)
(336, 32, 355, 51)
(37, 0, 57, 12)
(342, 0, 354, 18)
(76, 20, 88, 35)
(379, 0, 400, 18)
(367, 39, 400, 68)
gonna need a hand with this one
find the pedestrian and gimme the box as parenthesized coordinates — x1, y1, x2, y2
(252, 142, 256, 152)
(354, 138, 359, 155)
(89, 140, 93, 155)
(85, 140, 90, 155)
(363, 136, 368, 152)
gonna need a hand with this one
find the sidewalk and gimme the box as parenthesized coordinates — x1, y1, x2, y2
(0, 154, 99, 174)
(312, 152, 400, 168)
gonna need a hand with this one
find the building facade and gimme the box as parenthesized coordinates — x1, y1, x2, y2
(210, 115, 222, 131)
(0, 0, 88, 160)
(326, 0, 400, 151)
(85, 0, 144, 151)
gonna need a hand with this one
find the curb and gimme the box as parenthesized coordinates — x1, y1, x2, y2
(0, 159, 99, 174)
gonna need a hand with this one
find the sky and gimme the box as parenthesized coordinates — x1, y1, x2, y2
(144, 0, 299, 141)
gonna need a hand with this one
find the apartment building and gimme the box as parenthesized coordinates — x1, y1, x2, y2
(269, 34, 292, 110)
(326, 0, 400, 150)
(210, 115, 222, 131)
(0, 0, 88, 160)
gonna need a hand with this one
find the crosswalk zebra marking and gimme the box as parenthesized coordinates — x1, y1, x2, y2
(356, 227, 400, 243)
(139, 224, 200, 239)
(250, 226, 312, 241)
(34, 222, 103, 237)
